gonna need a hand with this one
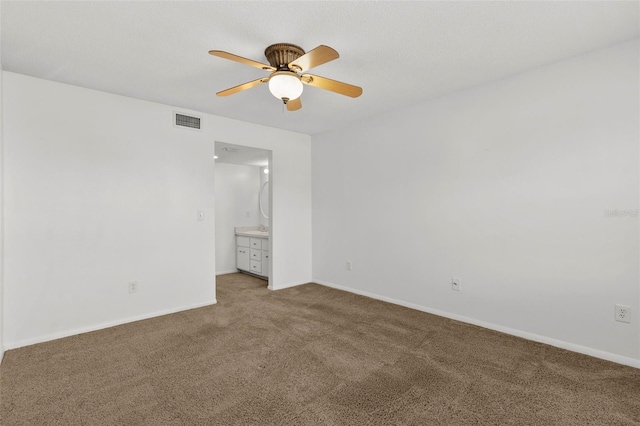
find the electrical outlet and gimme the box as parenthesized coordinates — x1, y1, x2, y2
(615, 304, 631, 323)
(452, 278, 461, 291)
(346, 260, 353, 271)
(129, 281, 138, 294)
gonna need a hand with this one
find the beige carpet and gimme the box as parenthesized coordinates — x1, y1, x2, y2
(1, 273, 639, 425)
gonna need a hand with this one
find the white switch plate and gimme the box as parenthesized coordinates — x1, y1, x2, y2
(452, 278, 461, 291)
(346, 260, 353, 271)
(197, 210, 205, 221)
(128, 281, 138, 294)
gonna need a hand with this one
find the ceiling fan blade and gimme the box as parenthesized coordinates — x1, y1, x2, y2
(289, 45, 339, 72)
(209, 50, 276, 71)
(216, 78, 269, 97)
(286, 97, 302, 111)
(301, 74, 362, 98)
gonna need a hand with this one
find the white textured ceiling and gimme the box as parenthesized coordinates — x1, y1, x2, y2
(215, 141, 269, 167)
(1, 1, 638, 135)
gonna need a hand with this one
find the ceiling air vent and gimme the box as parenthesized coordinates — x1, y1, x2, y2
(174, 112, 201, 130)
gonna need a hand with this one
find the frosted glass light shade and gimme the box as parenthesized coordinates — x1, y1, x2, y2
(268, 72, 303, 101)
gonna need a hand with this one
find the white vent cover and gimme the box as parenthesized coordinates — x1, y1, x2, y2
(174, 112, 201, 130)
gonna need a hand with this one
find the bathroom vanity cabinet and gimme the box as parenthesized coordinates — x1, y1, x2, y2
(236, 235, 269, 278)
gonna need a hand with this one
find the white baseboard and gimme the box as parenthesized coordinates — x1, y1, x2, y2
(0, 347, 4, 365)
(4, 300, 217, 351)
(314, 279, 640, 369)
(216, 269, 238, 276)
(269, 280, 310, 291)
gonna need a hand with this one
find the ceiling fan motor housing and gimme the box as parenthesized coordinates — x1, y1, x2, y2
(264, 43, 305, 70)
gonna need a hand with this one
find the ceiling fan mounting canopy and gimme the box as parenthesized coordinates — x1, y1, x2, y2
(209, 42, 362, 112)
(264, 43, 305, 70)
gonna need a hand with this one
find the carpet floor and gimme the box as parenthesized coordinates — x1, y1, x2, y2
(1, 273, 640, 425)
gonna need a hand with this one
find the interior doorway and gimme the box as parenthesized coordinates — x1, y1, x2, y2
(214, 141, 272, 289)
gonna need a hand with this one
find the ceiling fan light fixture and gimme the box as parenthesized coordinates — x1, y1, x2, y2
(268, 71, 303, 102)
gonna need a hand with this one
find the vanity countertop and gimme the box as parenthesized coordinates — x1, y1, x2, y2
(235, 226, 269, 238)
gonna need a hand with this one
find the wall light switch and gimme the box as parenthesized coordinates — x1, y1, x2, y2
(197, 210, 205, 221)
(452, 278, 461, 291)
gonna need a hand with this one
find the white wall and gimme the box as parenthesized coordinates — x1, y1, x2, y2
(312, 39, 640, 366)
(0, 23, 5, 363)
(215, 163, 261, 274)
(3, 72, 312, 349)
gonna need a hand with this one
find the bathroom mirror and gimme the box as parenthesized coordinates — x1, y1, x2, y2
(259, 180, 270, 219)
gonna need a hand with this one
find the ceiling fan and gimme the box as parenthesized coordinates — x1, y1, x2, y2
(209, 43, 362, 111)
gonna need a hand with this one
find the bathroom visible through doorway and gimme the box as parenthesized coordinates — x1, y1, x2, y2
(213, 142, 272, 289)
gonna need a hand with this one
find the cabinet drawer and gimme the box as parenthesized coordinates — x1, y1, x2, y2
(236, 236, 250, 248)
(250, 238, 263, 249)
(250, 249, 262, 261)
(261, 239, 269, 250)
(250, 260, 262, 274)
